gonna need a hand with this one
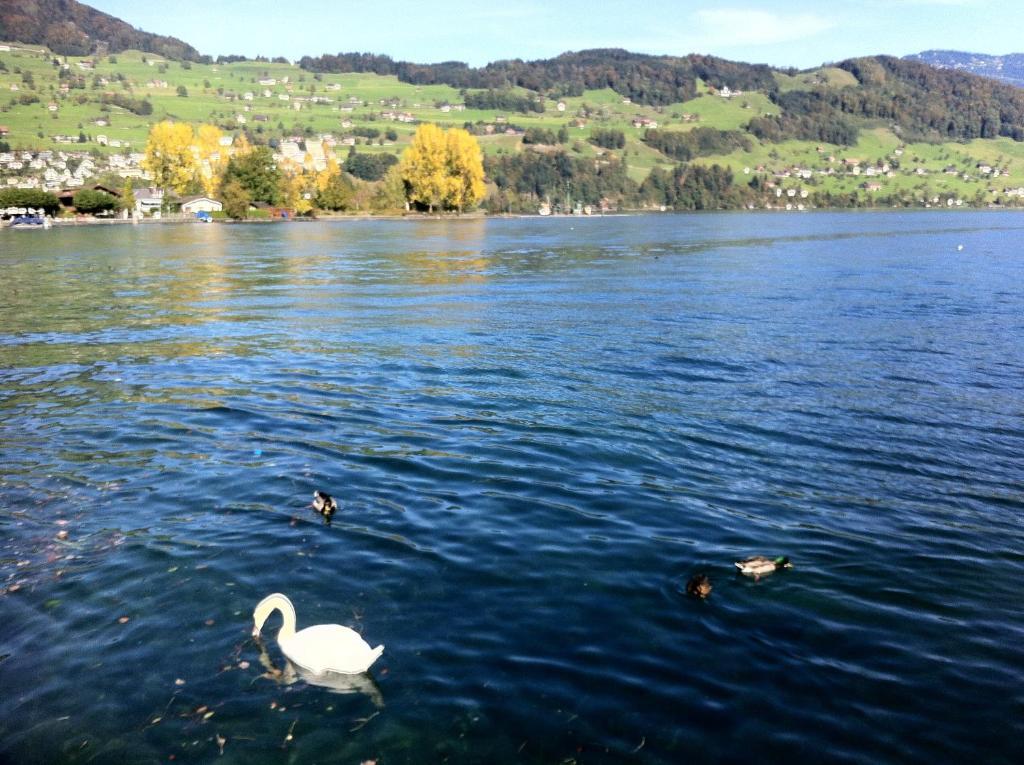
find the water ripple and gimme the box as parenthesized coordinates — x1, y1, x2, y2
(2, 214, 1024, 763)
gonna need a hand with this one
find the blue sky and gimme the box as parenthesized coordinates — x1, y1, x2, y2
(90, 0, 1013, 69)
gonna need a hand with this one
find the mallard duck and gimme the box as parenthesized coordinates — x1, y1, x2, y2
(685, 573, 712, 599)
(252, 593, 384, 675)
(312, 490, 337, 518)
(735, 555, 792, 581)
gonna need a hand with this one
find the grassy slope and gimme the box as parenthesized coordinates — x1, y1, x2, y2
(3, 44, 1024, 203)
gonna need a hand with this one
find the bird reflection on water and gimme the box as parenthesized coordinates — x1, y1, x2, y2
(253, 635, 385, 709)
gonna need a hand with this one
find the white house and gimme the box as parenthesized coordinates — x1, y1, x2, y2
(135, 187, 164, 216)
(181, 196, 223, 214)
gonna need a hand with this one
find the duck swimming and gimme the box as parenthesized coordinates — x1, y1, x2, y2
(735, 556, 792, 581)
(312, 490, 337, 518)
(685, 573, 712, 599)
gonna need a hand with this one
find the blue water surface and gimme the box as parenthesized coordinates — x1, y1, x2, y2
(1, 212, 1023, 764)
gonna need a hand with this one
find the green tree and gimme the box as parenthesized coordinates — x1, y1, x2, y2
(221, 180, 252, 220)
(0, 188, 61, 215)
(119, 178, 135, 212)
(72, 189, 117, 214)
(316, 171, 355, 211)
(344, 152, 398, 181)
(589, 128, 625, 149)
(220, 146, 282, 205)
(372, 165, 409, 212)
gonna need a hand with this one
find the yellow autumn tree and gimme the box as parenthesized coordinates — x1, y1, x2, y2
(142, 121, 197, 195)
(280, 160, 315, 216)
(400, 124, 486, 213)
(193, 124, 226, 197)
(444, 127, 486, 213)
(399, 123, 448, 212)
(232, 132, 252, 158)
(316, 143, 341, 194)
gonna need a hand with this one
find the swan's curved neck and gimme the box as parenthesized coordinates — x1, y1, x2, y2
(253, 593, 297, 642)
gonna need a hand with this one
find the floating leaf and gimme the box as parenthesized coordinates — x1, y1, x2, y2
(117, 616, 129, 624)
(175, 678, 186, 686)
(203, 711, 214, 721)
(238, 661, 250, 670)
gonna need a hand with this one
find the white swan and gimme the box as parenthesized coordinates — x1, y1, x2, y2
(252, 593, 384, 675)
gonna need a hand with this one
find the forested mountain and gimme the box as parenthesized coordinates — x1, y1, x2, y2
(298, 49, 778, 106)
(0, 0, 201, 60)
(753, 56, 1024, 144)
(299, 49, 1024, 144)
(838, 57, 1024, 141)
(905, 50, 1024, 88)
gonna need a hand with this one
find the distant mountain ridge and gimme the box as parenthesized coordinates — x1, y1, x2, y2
(905, 50, 1024, 87)
(0, 0, 201, 60)
(299, 49, 778, 106)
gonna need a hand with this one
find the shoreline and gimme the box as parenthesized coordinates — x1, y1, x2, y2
(6, 206, 1023, 229)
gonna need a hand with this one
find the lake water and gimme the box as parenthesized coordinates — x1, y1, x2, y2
(1, 213, 1023, 764)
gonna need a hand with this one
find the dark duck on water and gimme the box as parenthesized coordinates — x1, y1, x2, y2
(686, 573, 712, 599)
(312, 490, 337, 519)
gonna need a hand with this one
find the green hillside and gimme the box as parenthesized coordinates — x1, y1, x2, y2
(3, 41, 1024, 212)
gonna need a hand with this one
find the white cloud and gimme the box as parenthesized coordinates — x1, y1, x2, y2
(695, 8, 836, 47)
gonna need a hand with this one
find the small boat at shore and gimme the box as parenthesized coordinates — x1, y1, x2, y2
(6, 214, 50, 229)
